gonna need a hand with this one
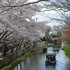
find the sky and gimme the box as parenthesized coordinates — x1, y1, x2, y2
(26, 0, 39, 3)
(26, 0, 70, 27)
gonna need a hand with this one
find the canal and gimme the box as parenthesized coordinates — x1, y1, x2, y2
(13, 47, 70, 70)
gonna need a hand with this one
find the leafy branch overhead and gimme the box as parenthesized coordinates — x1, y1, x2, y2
(0, 0, 70, 56)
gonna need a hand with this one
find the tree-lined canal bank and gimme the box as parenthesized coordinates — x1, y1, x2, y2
(1, 47, 45, 70)
(13, 47, 70, 70)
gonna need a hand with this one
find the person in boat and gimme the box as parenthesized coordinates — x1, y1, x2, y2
(45, 53, 56, 64)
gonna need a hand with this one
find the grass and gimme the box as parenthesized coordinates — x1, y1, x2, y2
(46, 43, 54, 47)
(43, 43, 54, 48)
(62, 46, 70, 58)
(22, 49, 36, 60)
(6, 49, 37, 70)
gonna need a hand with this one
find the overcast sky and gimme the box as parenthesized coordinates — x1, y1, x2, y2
(26, 0, 70, 27)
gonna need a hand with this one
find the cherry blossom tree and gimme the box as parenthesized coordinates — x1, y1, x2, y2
(62, 18, 70, 46)
(0, 0, 70, 56)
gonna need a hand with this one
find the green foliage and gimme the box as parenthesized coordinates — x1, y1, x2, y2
(47, 43, 54, 47)
(6, 59, 22, 70)
(6, 49, 36, 70)
(43, 33, 51, 42)
(6, 48, 42, 70)
(62, 46, 70, 58)
(22, 50, 35, 60)
(57, 32, 61, 37)
(44, 44, 48, 47)
(44, 43, 54, 47)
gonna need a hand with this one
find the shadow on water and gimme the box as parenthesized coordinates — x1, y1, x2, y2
(13, 47, 70, 70)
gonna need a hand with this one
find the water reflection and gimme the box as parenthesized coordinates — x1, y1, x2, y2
(56, 50, 70, 70)
(13, 47, 70, 70)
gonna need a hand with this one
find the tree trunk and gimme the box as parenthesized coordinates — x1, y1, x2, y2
(2, 43, 8, 57)
(11, 48, 14, 53)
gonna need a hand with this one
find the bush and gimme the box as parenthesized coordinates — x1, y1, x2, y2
(62, 46, 70, 58)
(47, 43, 54, 47)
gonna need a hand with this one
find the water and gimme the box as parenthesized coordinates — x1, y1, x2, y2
(13, 47, 70, 70)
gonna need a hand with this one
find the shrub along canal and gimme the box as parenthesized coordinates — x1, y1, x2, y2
(12, 47, 70, 70)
